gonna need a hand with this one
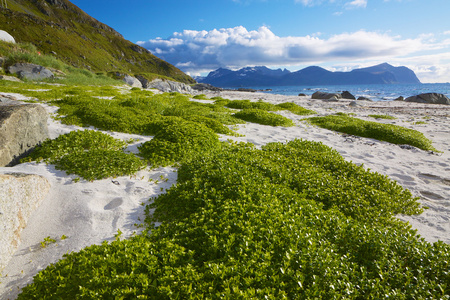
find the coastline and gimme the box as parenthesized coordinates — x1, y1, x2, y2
(1, 90, 449, 298)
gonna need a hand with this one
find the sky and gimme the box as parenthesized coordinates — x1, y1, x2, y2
(70, 0, 450, 83)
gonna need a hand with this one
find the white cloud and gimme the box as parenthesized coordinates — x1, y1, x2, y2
(137, 26, 443, 76)
(345, 0, 367, 8)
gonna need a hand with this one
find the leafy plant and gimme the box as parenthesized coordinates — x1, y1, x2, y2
(368, 114, 397, 120)
(307, 114, 437, 151)
(234, 109, 295, 127)
(22, 130, 145, 181)
(19, 139, 450, 299)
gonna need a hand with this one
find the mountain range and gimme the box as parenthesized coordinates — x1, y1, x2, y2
(0, 0, 194, 84)
(198, 63, 421, 87)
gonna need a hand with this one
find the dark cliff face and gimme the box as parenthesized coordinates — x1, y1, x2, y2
(0, 0, 195, 83)
(199, 63, 421, 87)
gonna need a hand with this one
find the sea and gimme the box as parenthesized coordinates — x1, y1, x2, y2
(232, 83, 450, 102)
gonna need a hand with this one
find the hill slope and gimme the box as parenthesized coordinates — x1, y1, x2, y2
(0, 0, 194, 83)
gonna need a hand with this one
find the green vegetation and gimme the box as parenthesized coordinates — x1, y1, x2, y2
(234, 109, 295, 127)
(0, 2, 193, 83)
(307, 114, 437, 151)
(221, 99, 316, 116)
(138, 120, 222, 167)
(40, 236, 56, 248)
(368, 114, 397, 120)
(22, 130, 145, 181)
(18, 140, 450, 299)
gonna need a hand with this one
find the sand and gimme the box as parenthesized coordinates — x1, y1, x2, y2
(1, 90, 449, 299)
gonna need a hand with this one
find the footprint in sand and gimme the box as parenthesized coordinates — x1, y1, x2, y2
(420, 191, 445, 201)
(418, 173, 450, 186)
(104, 197, 124, 210)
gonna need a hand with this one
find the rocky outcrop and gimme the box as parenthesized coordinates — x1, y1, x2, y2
(405, 93, 450, 105)
(123, 75, 142, 88)
(341, 91, 356, 100)
(0, 30, 15, 43)
(8, 63, 54, 80)
(147, 79, 194, 94)
(192, 83, 223, 92)
(357, 96, 372, 101)
(0, 173, 50, 272)
(0, 104, 49, 166)
(394, 96, 404, 101)
(135, 75, 151, 89)
(311, 91, 342, 100)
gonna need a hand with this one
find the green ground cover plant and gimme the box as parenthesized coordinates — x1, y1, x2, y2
(18, 139, 450, 299)
(234, 109, 295, 127)
(23, 130, 145, 181)
(368, 114, 397, 120)
(138, 120, 222, 167)
(222, 99, 316, 116)
(307, 114, 437, 151)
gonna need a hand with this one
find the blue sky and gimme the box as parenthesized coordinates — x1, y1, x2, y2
(70, 0, 450, 83)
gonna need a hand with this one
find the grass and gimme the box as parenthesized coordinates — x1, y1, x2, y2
(307, 114, 437, 151)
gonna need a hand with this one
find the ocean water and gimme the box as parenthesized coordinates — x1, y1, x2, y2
(238, 83, 450, 102)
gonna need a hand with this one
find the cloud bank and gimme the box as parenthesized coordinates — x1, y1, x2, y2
(137, 26, 450, 82)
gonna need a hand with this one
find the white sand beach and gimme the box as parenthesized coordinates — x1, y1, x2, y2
(1, 90, 449, 299)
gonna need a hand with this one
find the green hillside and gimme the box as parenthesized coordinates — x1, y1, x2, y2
(0, 0, 194, 83)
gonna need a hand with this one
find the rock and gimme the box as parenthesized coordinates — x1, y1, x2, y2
(135, 75, 151, 88)
(349, 101, 360, 107)
(311, 91, 342, 100)
(0, 104, 49, 166)
(394, 96, 404, 101)
(147, 79, 194, 94)
(0, 173, 50, 272)
(237, 88, 257, 92)
(341, 91, 356, 100)
(192, 83, 223, 92)
(0, 75, 22, 83)
(0, 30, 15, 43)
(357, 96, 372, 101)
(8, 63, 54, 80)
(404, 93, 450, 105)
(298, 93, 306, 97)
(122, 75, 142, 88)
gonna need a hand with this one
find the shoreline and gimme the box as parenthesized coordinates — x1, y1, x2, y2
(1, 90, 449, 298)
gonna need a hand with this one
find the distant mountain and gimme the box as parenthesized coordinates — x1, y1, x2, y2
(0, 0, 194, 83)
(199, 63, 421, 87)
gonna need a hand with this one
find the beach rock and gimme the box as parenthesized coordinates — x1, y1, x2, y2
(237, 88, 257, 92)
(0, 104, 49, 166)
(0, 173, 50, 272)
(405, 93, 450, 105)
(298, 93, 306, 96)
(123, 75, 142, 88)
(147, 79, 194, 94)
(341, 91, 356, 100)
(349, 101, 360, 107)
(8, 63, 54, 80)
(312, 91, 342, 100)
(357, 96, 372, 101)
(192, 83, 223, 92)
(394, 96, 404, 101)
(0, 30, 15, 43)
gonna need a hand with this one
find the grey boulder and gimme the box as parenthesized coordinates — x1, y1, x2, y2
(0, 173, 50, 272)
(404, 93, 450, 105)
(341, 91, 356, 100)
(147, 79, 194, 94)
(0, 30, 15, 43)
(0, 103, 49, 166)
(123, 75, 143, 88)
(8, 63, 54, 80)
(311, 91, 342, 100)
